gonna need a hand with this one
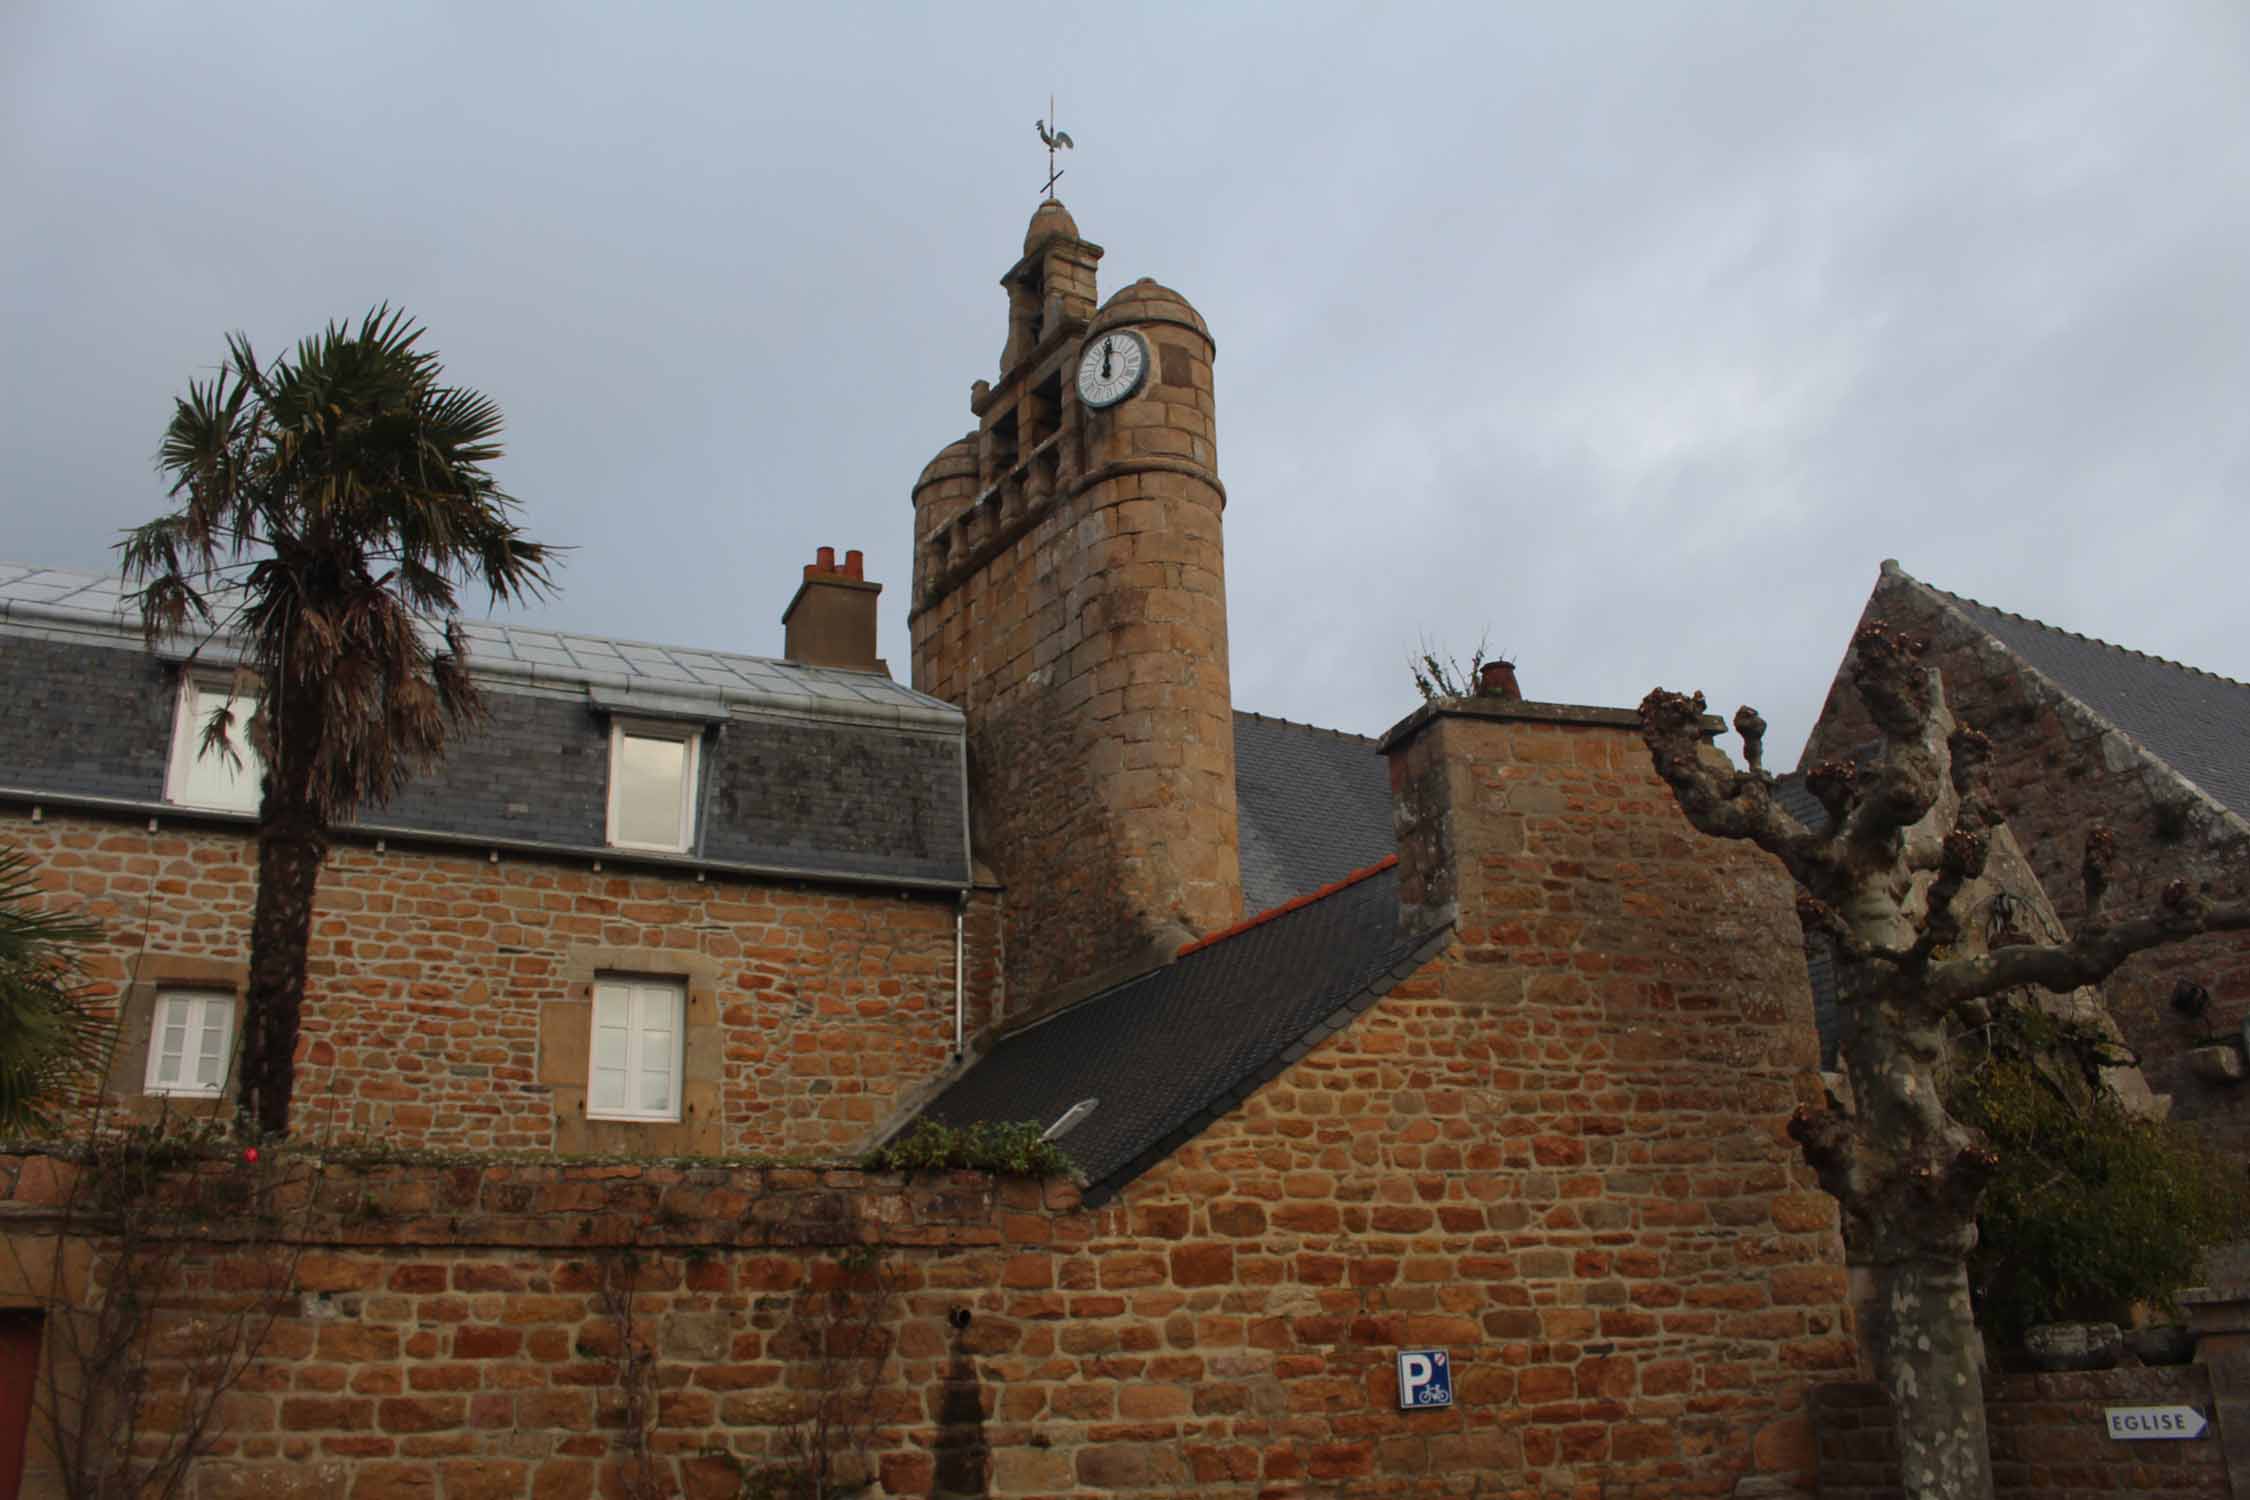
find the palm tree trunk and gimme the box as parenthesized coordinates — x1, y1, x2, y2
(240, 808, 326, 1139)
(1868, 1256, 1995, 1500)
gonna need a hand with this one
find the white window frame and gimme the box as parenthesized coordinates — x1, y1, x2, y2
(144, 988, 235, 1097)
(164, 674, 263, 814)
(587, 976, 686, 1122)
(604, 719, 701, 853)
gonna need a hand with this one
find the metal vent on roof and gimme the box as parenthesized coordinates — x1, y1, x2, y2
(1041, 1098, 1098, 1142)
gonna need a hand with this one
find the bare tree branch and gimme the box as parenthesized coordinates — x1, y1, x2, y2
(1929, 891, 2250, 1011)
(1638, 688, 1832, 892)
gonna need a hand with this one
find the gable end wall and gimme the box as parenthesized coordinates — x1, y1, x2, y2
(1802, 570, 2250, 1158)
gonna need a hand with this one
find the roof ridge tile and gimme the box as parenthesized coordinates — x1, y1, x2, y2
(1920, 577, 2250, 691)
(1232, 706, 1377, 743)
(1177, 854, 1399, 959)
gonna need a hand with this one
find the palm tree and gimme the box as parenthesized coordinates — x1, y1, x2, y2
(0, 844, 106, 1136)
(121, 307, 555, 1138)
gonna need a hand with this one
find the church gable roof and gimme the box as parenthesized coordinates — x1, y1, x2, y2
(920, 859, 1449, 1204)
(1921, 577, 2250, 821)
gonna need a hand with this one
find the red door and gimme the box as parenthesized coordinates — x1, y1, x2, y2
(0, 1311, 41, 1500)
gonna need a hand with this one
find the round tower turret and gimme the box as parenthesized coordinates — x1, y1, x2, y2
(910, 432, 980, 613)
(910, 207, 1240, 1011)
(1081, 278, 1218, 477)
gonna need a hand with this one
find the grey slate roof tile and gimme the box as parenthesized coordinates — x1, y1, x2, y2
(921, 862, 1448, 1202)
(0, 562, 960, 730)
(1930, 584, 2250, 821)
(1232, 711, 1396, 915)
(0, 563, 969, 885)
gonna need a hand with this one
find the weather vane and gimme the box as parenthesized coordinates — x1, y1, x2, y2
(1036, 95, 1073, 199)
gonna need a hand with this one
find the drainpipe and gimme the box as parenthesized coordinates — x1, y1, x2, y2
(953, 890, 968, 1058)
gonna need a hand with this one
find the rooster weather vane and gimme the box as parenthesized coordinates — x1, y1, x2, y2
(1037, 97, 1073, 199)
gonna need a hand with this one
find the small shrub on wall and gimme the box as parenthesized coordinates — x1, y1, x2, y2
(1951, 997, 2249, 1344)
(861, 1119, 1072, 1177)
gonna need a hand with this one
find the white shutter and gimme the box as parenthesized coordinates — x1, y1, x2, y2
(146, 991, 231, 1096)
(590, 983, 633, 1115)
(193, 1000, 232, 1092)
(587, 979, 683, 1122)
(148, 995, 191, 1091)
(635, 985, 677, 1116)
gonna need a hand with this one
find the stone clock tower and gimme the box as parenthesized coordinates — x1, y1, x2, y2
(911, 199, 1240, 1013)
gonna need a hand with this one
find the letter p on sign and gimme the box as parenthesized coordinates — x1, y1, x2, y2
(1396, 1348, 1454, 1409)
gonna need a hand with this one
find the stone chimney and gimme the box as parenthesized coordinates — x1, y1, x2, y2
(1378, 693, 1810, 1025)
(782, 546, 883, 673)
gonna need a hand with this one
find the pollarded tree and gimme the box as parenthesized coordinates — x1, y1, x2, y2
(1640, 623, 2250, 1500)
(122, 307, 554, 1139)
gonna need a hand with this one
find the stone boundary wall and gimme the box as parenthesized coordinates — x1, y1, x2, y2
(1811, 1367, 2233, 1498)
(3, 1134, 1839, 1500)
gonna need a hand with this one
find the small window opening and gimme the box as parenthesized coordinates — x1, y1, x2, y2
(589, 976, 685, 1122)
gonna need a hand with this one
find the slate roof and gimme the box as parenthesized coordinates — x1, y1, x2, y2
(1233, 711, 1395, 915)
(0, 563, 957, 730)
(920, 860, 1450, 1203)
(0, 562, 971, 886)
(1925, 580, 2250, 821)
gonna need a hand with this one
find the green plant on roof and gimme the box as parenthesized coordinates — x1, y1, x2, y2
(1409, 634, 1508, 702)
(862, 1119, 1074, 1177)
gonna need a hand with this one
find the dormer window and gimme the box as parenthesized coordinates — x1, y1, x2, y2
(606, 719, 700, 852)
(165, 676, 263, 814)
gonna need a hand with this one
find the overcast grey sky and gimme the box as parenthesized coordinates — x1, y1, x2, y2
(7, 2, 2246, 768)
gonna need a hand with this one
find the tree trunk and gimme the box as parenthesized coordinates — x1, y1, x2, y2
(1868, 1256, 1995, 1500)
(240, 809, 326, 1139)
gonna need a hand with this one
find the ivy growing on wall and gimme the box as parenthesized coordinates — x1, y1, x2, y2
(1948, 996, 2249, 1343)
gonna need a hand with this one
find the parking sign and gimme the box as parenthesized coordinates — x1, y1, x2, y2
(1396, 1348, 1454, 1409)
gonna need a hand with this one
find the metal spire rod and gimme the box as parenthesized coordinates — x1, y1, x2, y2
(1036, 95, 1073, 199)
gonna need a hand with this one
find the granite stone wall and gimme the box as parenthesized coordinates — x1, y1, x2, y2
(0, 697, 1865, 1499)
(3, 810, 997, 1158)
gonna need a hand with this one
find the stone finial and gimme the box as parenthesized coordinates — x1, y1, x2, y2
(1025, 198, 1081, 254)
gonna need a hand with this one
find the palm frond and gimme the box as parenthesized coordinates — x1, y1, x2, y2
(0, 844, 109, 1137)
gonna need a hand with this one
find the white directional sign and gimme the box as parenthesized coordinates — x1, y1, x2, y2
(2105, 1405, 2208, 1441)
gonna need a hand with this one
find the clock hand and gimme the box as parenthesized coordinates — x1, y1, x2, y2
(1100, 339, 1113, 379)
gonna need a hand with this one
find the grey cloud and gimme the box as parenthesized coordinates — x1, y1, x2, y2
(5, 1, 2245, 777)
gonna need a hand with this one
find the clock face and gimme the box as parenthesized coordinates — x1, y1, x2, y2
(1077, 329, 1149, 409)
